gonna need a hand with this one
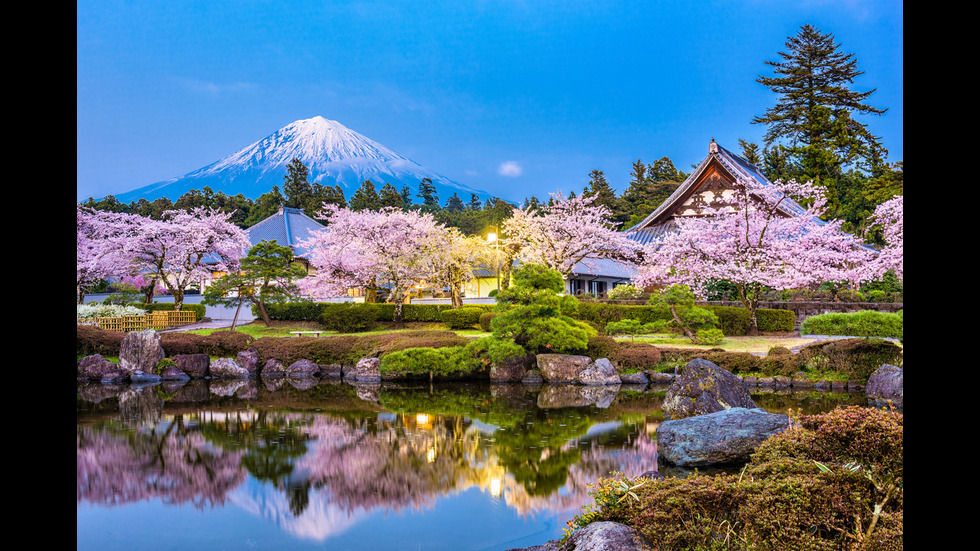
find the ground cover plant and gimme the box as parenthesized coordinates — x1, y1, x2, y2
(565, 406, 903, 550)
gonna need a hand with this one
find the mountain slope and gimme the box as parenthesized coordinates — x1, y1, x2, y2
(113, 116, 494, 205)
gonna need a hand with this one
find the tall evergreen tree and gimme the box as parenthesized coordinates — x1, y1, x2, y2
(468, 193, 482, 210)
(282, 158, 314, 210)
(379, 182, 405, 209)
(582, 169, 618, 213)
(752, 24, 887, 216)
(350, 180, 382, 211)
(445, 192, 465, 212)
(400, 185, 414, 207)
(417, 178, 439, 210)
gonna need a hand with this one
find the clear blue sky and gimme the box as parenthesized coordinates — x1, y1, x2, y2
(77, 0, 903, 204)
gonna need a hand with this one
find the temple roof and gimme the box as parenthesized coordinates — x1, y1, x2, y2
(245, 206, 325, 258)
(624, 139, 808, 244)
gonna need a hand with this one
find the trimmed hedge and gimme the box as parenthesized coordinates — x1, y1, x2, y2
(575, 302, 795, 335)
(801, 309, 903, 339)
(265, 302, 493, 324)
(441, 307, 485, 329)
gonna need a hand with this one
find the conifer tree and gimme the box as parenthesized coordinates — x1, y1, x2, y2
(379, 182, 405, 209)
(350, 180, 381, 211)
(752, 24, 887, 212)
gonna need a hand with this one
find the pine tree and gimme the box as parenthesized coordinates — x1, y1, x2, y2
(350, 180, 381, 211)
(582, 169, 618, 212)
(379, 183, 405, 209)
(752, 24, 887, 198)
(282, 158, 313, 210)
(417, 178, 439, 210)
(445, 192, 465, 212)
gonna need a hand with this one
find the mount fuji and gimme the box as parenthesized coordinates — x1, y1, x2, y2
(112, 116, 496, 205)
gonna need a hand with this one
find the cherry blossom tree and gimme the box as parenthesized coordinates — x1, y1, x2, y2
(634, 178, 873, 335)
(424, 228, 493, 308)
(114, 208, 250, 310)
(502, 192, 639, 286)
(76, 205, 137, 303)
(862, 195, 903, 283)
(299, 205, 446, 324)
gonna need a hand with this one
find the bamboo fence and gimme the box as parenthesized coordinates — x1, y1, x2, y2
(77, 310, 197, 331)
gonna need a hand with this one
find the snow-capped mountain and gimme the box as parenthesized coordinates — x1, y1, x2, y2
(113, 116, 494, 205)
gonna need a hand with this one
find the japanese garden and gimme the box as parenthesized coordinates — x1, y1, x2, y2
(77, 23, 902, 551)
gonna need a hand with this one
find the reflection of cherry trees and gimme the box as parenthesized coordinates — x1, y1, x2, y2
(77, 420, 246, 509)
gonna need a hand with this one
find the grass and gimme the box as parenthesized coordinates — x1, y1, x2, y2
(189, 322, 832, 355)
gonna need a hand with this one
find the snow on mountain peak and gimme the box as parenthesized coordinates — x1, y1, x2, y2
(110, 116, 496, 204)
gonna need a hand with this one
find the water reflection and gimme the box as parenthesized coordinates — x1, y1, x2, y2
(77, 379, 866, 550)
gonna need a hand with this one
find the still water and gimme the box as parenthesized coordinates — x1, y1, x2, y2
(77, 378, 866, 551)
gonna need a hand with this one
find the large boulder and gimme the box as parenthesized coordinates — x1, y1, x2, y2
(173, 354, 210, 378)
(118, 329, 165, 374)
(657, 407, 790, 467)
(209, 358, 250, 379)
(262, 358, 286, 378)
(866, 364, 903, 409)
(77, 354, 118, 381)
(287, 359, 321, 378)
(235, 347, 261, 377)
(536, 354, 593, 384)
(662, 358, 757, 420)
(344, 357, 381, 382)
(505, 521, 652, 551)
(578, 358, 621, 385)
(490, 355, 529, 382)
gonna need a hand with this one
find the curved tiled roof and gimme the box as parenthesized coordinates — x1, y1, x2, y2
(245, 207, 326, 258)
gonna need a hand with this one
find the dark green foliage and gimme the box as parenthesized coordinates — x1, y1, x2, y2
(478, 312, 498, 332)
(571, 407, 902, 550)
(801, 310, 903, 339)
(798, 338, 902, 381)
(379, 345, 486, 379)
(249, 330, 470, 366)
(488, 264, 596, 362)
(319, 303, 379, 333)
(574, 302, 794, 335)
(440, 307, 484, 329)
(264, 302, 491, 325)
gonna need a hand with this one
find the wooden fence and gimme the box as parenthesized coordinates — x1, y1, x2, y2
(78, 310, 198, 332)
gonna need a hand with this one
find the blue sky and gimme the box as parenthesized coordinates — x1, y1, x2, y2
(77, 0, 903, 204)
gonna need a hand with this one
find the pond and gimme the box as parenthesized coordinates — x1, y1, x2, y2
(77, 378, 867, 551)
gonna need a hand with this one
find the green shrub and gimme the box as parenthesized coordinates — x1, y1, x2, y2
(801, 310, 903, 339)
(379, 345, 485, 379)
(441, 307, 484, 329)
(797, 338, 902, 380)
(695, 328, 725, 346)
(319, 303, 378, 333)
(140, 302, 206, 320)
(479, 312, 498, 332)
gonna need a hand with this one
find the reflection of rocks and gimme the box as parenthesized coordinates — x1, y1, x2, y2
(350, 382, 381, 402)
(536, 384, 621, 409)
(76, 382, 124, 403)
(657, 407, 789, 467)
(320, 363, 343, 378)
(263, 376, 287, 392)
(169, 379, 211, 402)
(210, 379, 250, 397)
(288, 377, 319, 390)
(662, 358, 757, 420)
(118, 387, 164, 425)
(119, 329, 165, 374)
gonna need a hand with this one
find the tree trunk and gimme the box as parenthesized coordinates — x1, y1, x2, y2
(392, 291, 405, 327)
(257, 301, 273, 326)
